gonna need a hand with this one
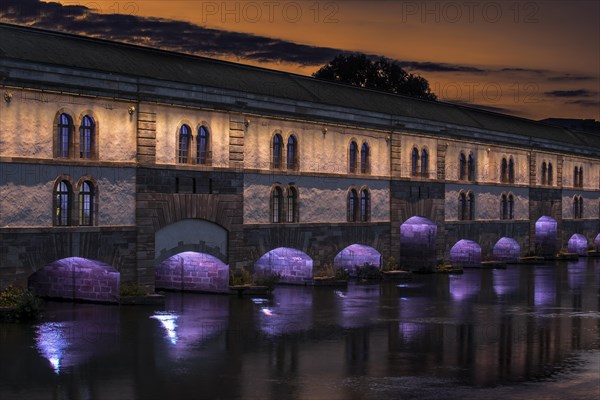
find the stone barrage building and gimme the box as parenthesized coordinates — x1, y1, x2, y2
(0, 24, 599, 300)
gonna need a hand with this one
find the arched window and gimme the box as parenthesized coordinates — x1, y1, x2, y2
(501, 194, 507, 220)
(508, 158, 515, 183)
(178, 125, 191, 164)
(197, 126, 209, 165)
(541, 162, 547, 185)
(411, 147, 419, 177)
(459, 153, 467, 180)
(501, 158, 508, 183)
(467, 192, 475, 220)
(573, 196, 580, 219)
(57, 113, 72, 158)
(548, 163, 553, 185)
(421, 148, 428, 177)
(272, 134, 283, 169)
(79, 115, 94, 159)
(348, 189, 358, 222)
(574, 166, 579, 188)
(360, 142, 369, 174)
(79, 181, 95, 226)
(349, 141, 358, 173)
(579, 196, 584, 218)
(360, 188, 370, 222)
(579, 166, 583, 188)
(271, 186, 284, 223)
(54, 180, 72, 226)
(287, 135, 298, 170)
(467, 154, 475, 181)
(459, 192, 467, 221)
(508, 194, 514, 220)
(287, 186, 298, 223)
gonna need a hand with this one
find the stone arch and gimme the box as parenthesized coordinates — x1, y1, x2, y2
(449, 239, 481, 267)
(154, 218, 228, 265)
(493, 237, 520, 262)
(400, 216, 437, 270)
(28, 257, 120, 303)
(535, 216, 557, 256)
(155, 251, 228, 293)
(254, 247, 313, 284)
(595, 233, 600, 250)
(567, 233, 587, 256)
(333, 244, 382, 276)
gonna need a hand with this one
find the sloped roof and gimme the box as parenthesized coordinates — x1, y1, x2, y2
(0, 22, 598, 150)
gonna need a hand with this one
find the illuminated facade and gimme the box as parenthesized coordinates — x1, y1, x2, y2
(0, 24, 599, 298)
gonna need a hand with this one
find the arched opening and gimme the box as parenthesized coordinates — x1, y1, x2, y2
(155, 219, 228, 264)
(595, 233, 600, 251)
(254, 247, 313, 284)
(567, 233, 587, 256)
(333, 244, 382, 277)
(449, 239, 481, 267)
(493, 237, 520, 262)
(400, 216, 437, 270)
(535, 216, 557, 256)
(28, 257, 120, 303)
(155, 252, 229, 293)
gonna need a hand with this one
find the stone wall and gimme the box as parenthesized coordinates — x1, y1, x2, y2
(155, 252, 228, 293)
(444, 221, 530, 259)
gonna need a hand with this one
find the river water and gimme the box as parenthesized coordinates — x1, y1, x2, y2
(1, 260, 599, 400)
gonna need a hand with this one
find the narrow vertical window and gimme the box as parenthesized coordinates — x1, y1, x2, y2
(57, 113, 72, 158)
(459, 153, 467, 180)
(178, 125, 190, 164)
(54, 180, 71, 226)
(272, 134, 283, 169)
(508, 158, 515, 183)
(421, 148, 428, 177)
(501, 158, 508, 183)
(459, 192, 467, 221)
(272, 186, 283, 223)
(501, 194, 507, 220)
(287, 135, 297, 170)
(579, 167, 583, 188)
(508, 194, 514, 220)
(573, 196, 579, 219)
(541, 162, 547, 185)
(360, 142, 369, 174)
(79, 115, 94, 159)
(411, 147, 419, 177)
(348, 189, 358, 222)
(197, 126, 209, 165)
(573, 166, 579, 188)
(287, 186, 297, 222)
(79, 181, 94, 226)
(467, 154, 475, 182)
(360, 189, 370, 222)
(349, 141, 358, 173)
(579, 197, 583, 218)
(547, 163, 553, 185)
(467, 192, 475, 220)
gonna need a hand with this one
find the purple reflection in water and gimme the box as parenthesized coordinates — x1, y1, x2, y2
(337, 284, 380, 328)
(29, 257, 120, 303)
(254, 247, 313, 284)
(333, 244, 381, 276)
(568, 261, 587, 289)
(534, 268, 556, 306)
(449, 240, 481, 267)
(156, 251, 229, 293)
(151, 312, 179, 344)
(449, 272, 481, 301)
(535, 216, 557, 256)
(493, 237, 521, 262)
(35, 322, 70, 373)
(258, 287, 313, 336)
(567, 234, 588, 256)
(493, 268, 519, 296)
(400, 216, 437, 269)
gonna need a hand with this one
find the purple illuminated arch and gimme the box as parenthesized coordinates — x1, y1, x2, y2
(156, 251, 229, 293)
(254, 247, 313, 284)
(449, 240, 481, 267)
(594, 233, 600, 251)
(535, 216, 557, 256)
(567, 233, 588, 256)
(28, 257, 120, 303)
(333, 244, 381, 276)
(400, 216, 437, 270)
(493, 237, 521, 262)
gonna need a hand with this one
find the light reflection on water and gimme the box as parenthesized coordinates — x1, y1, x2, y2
(1, 259, 598, 400)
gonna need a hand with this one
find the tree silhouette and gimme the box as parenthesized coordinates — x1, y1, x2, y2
(312, 53, 437, 100)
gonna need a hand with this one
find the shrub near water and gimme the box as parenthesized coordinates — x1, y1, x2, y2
(0, 285, 42, 321)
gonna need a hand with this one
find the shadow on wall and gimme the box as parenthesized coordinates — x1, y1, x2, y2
(155, 252, 229, 293)
(254, 247, 313, 284)
(28, 257, 120, 303)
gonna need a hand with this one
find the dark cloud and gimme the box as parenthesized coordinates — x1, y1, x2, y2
(548, 74, 596, 82)
(499, 67, 546, 74)
(565, 99, 600, 107)
(545, 90, 596, 98)
(399, 61, 486, 73)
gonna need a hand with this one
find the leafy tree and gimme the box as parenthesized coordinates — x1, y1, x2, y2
(312, 53, 437, 100)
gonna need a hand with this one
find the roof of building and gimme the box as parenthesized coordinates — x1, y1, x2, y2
(1, 22, 599, 151)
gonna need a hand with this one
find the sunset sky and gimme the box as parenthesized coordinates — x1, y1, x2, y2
(1, 0, 598, 121)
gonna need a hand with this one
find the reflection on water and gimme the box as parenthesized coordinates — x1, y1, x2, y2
(1, 260, 599, 400)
